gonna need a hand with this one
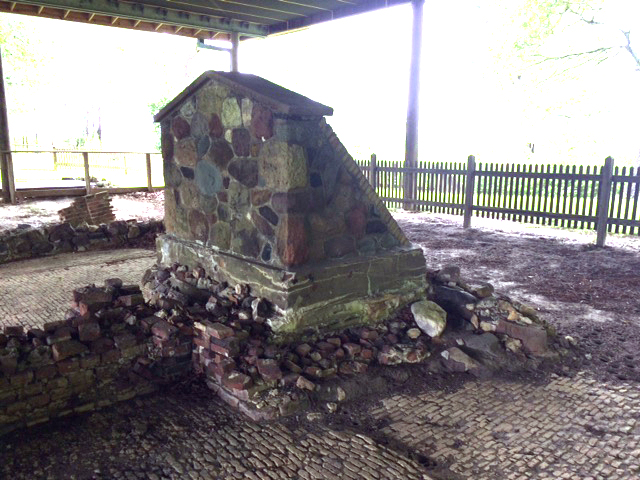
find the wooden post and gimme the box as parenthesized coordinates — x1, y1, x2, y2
(83, 151, 91, 194)
(0, 45, 15, 204)
(403, 0, 424, 211)
(369, 153, 378, 191)
(146, 153, 153, 192)
(595, 156, 614, 247)
(230, 32, 239, 72)
(463, 155, 476, 228)
(3, 153, 15, 204)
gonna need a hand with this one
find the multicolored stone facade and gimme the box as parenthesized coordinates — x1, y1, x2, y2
(154, 72, 427, 336)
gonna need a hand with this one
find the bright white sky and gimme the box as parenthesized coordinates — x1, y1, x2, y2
(1, 0, 638, 166)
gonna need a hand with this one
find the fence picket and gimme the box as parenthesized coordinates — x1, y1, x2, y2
(631, 167, 640, 236)
(616, 166, 625, 234)
(622, 166, 632, 235)
(356, 155, 638, 245)
(608, 165, 618, 234)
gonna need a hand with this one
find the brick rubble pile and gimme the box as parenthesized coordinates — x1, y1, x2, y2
(0, 219, 163, 264)
(58, 191, 115, 227)
(1, 261, 559, 434)
(0, 280, 188, 435)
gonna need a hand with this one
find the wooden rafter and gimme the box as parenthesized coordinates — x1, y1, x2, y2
(0, 0, 411, 40)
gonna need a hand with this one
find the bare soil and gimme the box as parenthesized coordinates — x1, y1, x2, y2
(0, 191, 164, 232)
(396, 211, 640, 384)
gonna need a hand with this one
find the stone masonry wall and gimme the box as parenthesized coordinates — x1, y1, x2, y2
(58, 192, 116, 227)
(0, 219, 163, 264)
(160, 76, 408, 270)
(0, 281, 191, 435)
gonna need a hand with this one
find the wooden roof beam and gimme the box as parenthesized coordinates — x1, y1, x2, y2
(13, 0, 269, 37)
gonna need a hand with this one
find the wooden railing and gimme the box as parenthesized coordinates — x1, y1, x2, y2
(1, 150, 162, 203)
(356, 155, 640, 247)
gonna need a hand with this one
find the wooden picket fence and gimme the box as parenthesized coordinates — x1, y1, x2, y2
(356, 155, 640, 247)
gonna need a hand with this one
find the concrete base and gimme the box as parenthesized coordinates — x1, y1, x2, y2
(157, 234, 427, 337)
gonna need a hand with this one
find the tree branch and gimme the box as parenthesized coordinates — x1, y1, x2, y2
(531, 46, 616, 65)
(621, 30, 640, 70)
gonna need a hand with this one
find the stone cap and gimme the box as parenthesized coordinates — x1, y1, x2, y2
(154, 71, 333, 122)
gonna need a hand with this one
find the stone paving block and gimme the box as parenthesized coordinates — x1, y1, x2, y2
(0, 250, 154, 330)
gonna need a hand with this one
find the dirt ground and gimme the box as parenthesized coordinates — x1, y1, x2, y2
(396, 211, 640, 384)
(2, 191, 639, 385)
(0, 191, 165, 232)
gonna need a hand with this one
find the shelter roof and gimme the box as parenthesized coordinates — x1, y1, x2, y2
(0, 0, 410, 41)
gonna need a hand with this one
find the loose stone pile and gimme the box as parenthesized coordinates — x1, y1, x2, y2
(0, 280, 189, 435)
(0, 219, 163, 264)
(1, 259, 557, 434)
(422, 266, 556, 376)
(141, 262, 556, 420)
(142, 263, 434, 420)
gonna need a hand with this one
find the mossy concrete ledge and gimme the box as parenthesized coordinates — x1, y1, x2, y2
(157, 234, 427, 336)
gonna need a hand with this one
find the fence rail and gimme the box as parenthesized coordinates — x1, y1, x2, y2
(1, 150, 163, 203)
(356, 155, 640, 247)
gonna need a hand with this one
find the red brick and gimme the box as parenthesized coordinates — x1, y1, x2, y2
(359, 348, 374, 361)
(52, 340, 88, 362)
(101, 349, 121, 364)
(46, 326, 74, 345)
(78, 322, 101, 342)
(80, 354, 101, 369)
(57, 358, 80, 374)
(193, 336, 209, 349)
(151, 320, 177, 340)
(296, 343, 312, 357)
(343, 343, 362, 356)
(4, 325, 24, 337)
(316, 341, 336, 353)
(43, 320, 68, 333)
(117, 294, 145, 307)
(222, 372, 252, 390)
(36, 364, 58, 380)
(210, 337, 240, 357)
(207, 322, 235, 340)
(256, 359, 283, 382)
(207, 358, 236, 378)
(0, 354, 17, 375)
(113, 333, 137, 350)
(10, 369, 34, 387)
(91, 337, 115, 354)
(360, 329, 379, 341)
(303, 366, 323, 379)
(29, 393, 51, 408)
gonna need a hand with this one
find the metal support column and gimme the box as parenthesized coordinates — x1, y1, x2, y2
(403, 0, 424, 210)
(0, 45, 15, 204)
(230, 32, 239, 72)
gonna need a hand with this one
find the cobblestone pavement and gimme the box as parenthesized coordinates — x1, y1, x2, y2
(1, 388, 431, 480)
(3, 251, 640, 479)
(0, 249, 155, 330)
(368, 372, 640, 480)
